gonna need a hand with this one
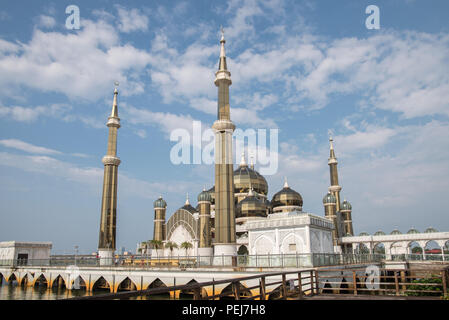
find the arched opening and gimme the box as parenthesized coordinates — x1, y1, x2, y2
(408, 241, 423, 259)
(373, 243, 385, 254)
(237, 245, 249, 255)
(355, 243, 369, 254)
(0, 272, 3, 285)
(71, 276, 87, 291)
(51, 275, 67, 289)
(33, 274, 47, 288)
(7, 273, 18, 286)
(92, 277, 111, 292)
(424, 240, 441, 260)
(145, 278, 169, 299)
(20, 274, 29, 287)
(237, 245, 249, 265)
(180, 279, 200, 299)
(339, 278, 350, 294)
(220, 282, 252, 300)
(117, 277, 137, 292)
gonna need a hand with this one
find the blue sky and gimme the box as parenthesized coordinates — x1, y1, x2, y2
(1, 0, 449, 254)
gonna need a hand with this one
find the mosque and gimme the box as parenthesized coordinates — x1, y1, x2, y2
(131, 31, 354, 259)
(96, 30, 448, 265)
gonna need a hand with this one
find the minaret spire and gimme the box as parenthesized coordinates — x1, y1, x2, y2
(98, 83, 122, 265)
(212, 28, 237, 255)
(284, 176, 289, 188)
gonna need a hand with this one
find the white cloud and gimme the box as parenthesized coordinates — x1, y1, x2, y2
(0, 104, 70, 122)
(116, 6, 149, 33)
(38, 15, 56, 29)
(0, 19, 152, 100)
(0, 139, 62, 155)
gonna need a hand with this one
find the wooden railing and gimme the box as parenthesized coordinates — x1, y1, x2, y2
(67, 269, 319, 300)
(316, 267, 449, 297)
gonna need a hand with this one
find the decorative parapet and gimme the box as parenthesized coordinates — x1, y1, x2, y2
(102, 155, 121, 166)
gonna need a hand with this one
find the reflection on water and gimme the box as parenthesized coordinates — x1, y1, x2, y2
(0, 279, 187, 300)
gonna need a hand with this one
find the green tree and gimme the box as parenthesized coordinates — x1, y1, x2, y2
(149, 240, 163, 257)
(165, 241, 178, 257)
(180, 242, 193, 256)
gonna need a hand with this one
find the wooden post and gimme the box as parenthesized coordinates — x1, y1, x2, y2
(260, 277, 266, 300)
(310, 271, 314, 295)
(394, 272, 399, 296)
(212, 278, 215, 301)
(233, 281, 241, 300)
(297, 272, 303, 300)
(352, 271, 357, 295)
(193, 287, 201, 300)
(281, 274, 287, 299)
(442, 270, 447, 297)
(400, 271, 406, 293)
(315, 270, 319, 295)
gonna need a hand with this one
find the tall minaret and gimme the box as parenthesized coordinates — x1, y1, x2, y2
(328, 135, 342, 212)
(98, 83, 121, 265)
(212, 28, 237, 256)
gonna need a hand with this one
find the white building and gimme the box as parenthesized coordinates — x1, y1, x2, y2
(0, 241, 52, 266)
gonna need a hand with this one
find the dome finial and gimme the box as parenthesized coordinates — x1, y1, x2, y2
(240, 151, 247, 167)
(185, 193, 190, 205)
(283, 176, 289, 188)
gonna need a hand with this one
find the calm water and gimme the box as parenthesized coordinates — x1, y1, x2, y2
(0, 279, 175, 300)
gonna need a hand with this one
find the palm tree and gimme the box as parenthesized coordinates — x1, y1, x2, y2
(165, 241, 178, 258)
(149, 240, 163, 257)
(180, 242, 193, 257)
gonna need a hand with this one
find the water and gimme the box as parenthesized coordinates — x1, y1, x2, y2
(0, 279, 184, 300)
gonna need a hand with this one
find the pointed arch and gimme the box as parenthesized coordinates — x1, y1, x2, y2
(117, 277, 137, 292)
(33, 274, 48, 288)
(92, 276, 111, 292)
(219, 282, 251, 300)
(145, 278, 169, 299)
(51, 275, 67, 289)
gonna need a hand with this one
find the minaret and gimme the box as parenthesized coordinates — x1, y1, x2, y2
(153, 196, 167, 241)
(341, 199, 354, 236)
(98, 83, 121, 265)
(212, 28, 237, 256)
(198, 189, 213, 256)
(323, 192, 339, 248)
(328, 135, 342, 212)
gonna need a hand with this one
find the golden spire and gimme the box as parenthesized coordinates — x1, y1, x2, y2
(329, 133, 336, 160)
(110, 81, 119, 118)
(283, 176, 289, 188)
(185, 193, 190, 205)
(218, 26, 227, 71)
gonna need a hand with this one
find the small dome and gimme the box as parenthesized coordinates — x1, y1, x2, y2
(341, 199, 352, 211)
(359, 232, 369, 236)
(374, 230, 385, 236)
(180, 194, 197, 213)
(271, 179, 303, 212)
(390, 229, 402, 235)
(425, 227, 438, 233)
(198, 189, 212, 202)
(154, 196, 167, 208)
(407, 228, 419, 234)
(323, 192, 337, 204)
(207, 186, 215, 205)
(236, 189, 267, 218)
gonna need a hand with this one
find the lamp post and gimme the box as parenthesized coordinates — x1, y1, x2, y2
(74, 245, 79, 265)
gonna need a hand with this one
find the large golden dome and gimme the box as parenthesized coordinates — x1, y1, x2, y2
(233, 155, 268, 195)
(271, 179, 303, 213)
